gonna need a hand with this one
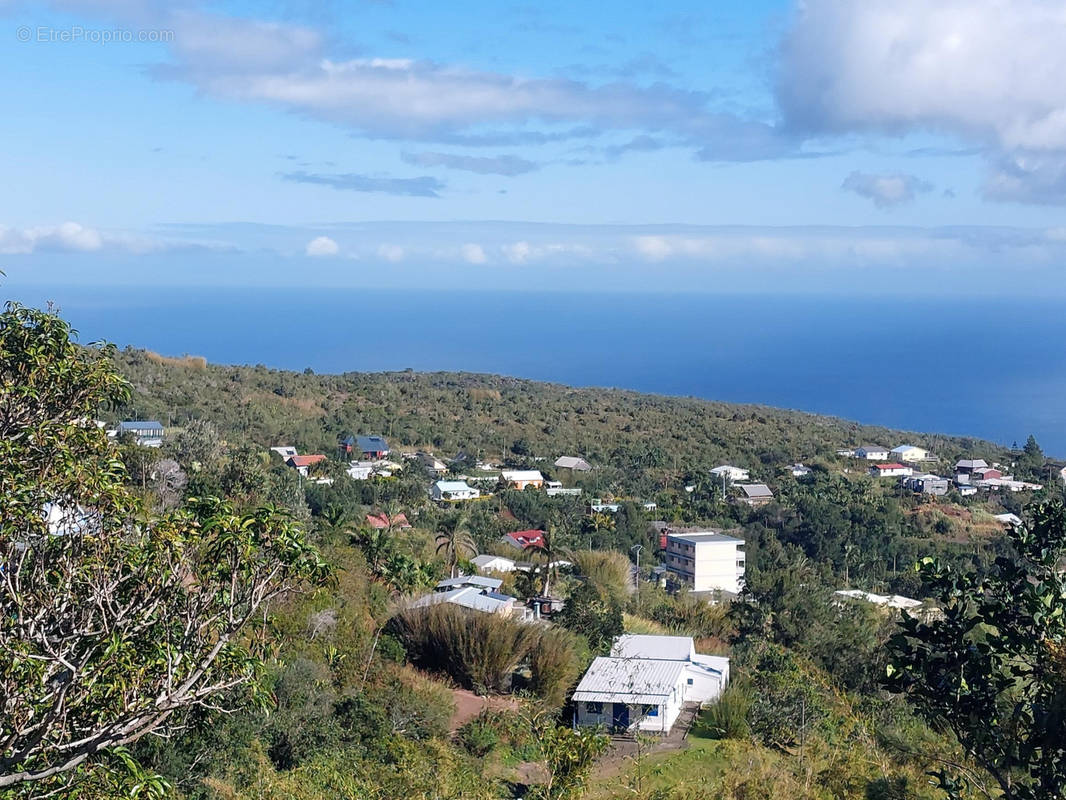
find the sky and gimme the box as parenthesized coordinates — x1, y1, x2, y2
(3, 0, 1066, 293)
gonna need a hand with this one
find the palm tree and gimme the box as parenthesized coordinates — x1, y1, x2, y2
(435, 512, 477, 577)
(526, 524, 572, 596)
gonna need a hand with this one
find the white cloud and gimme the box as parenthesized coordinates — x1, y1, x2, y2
(503, 241, 533, 264)
(0, 221, 104, 254)
(305, 235, 339, 256)
(377, 243, 405, 262)
(460, 243, 487, 264)
(841, 171, 933, 208)
(778, 0, 1066, 202)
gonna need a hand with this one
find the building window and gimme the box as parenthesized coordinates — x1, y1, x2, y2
(586, 702, 603, 714)
(686, 677, 693, 685)
(643, 704, 658, 717)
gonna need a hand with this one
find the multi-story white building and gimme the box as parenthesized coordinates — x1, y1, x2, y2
(664, 531, 745, 595)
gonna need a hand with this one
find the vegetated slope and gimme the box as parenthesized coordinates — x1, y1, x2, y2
(112, 348, 1007, 489)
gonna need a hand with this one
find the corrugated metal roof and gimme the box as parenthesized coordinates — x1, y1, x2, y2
(667, 530, 744, 545)
(739, 483, 773, 498)
(611, 635, 693, 661)
(573, 657, 685, 704)
(436, 575, 503, 591)
(435, 480, 475, 492)
(119, 420, 163, 430)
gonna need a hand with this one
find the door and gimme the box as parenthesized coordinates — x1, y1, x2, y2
(611, 703, 630, 731)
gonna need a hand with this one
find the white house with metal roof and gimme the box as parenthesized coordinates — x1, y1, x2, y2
(664, 531, 745, 594)
(855, 445, 890, 460)
(430, 480, 481, 502)
(573, 634, 729, 734)
(891, 445, 929, 463)
(710, 465, 750, 483)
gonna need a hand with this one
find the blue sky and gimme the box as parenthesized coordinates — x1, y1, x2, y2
(3, 0, 1066, 293)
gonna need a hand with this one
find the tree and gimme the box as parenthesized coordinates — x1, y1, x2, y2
(556, 581, 622, 654)
(150, 457, 187, 509)
(435, 513, 478, 578)
(886, 501, 1066, 800)
(0, 303, 332, 795)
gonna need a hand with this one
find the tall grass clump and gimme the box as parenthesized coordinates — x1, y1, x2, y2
(698, 682, 752, 740)
(572, 550, 633, 606)
(390, 604, 539, 693)
(528, 626, 587, 708)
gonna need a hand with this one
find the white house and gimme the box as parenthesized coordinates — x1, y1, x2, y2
(891, 445, 929, 463)
(834, 589, 923, 611)
(855, 445, 890, 460)
(869, 463, 913, 478)
(431, 480, 481, 502)
(710, 465, 750, 483)
(573, 634, 729, 734)
(789, 463, 813, 478)
(664, 531, 745, 595)
(346, 461, 375, 480)
(471, 554, 517, 573)
(270, 446, 298, 460)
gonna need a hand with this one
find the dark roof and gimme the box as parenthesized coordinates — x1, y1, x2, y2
(357, 435, 389, 452)
(340, 435, 356, 446)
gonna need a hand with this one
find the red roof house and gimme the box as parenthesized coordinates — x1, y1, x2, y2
(366, 512, 411, 529)
(502, 529, 545, 550)
(286, 454, 326, 475)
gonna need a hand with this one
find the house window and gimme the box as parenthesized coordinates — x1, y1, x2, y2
(686, 678, 693, 685)
(643, 704, 658, 717)
(586, 702, 603, 714)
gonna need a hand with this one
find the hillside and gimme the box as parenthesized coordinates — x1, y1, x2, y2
(112, 347, 1011, 494)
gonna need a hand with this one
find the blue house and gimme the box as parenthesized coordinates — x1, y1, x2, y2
(340, 434, 389, 459)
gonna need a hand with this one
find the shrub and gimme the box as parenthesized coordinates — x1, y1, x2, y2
(390, 604, 540, 692)
(457, 718, 499, 757)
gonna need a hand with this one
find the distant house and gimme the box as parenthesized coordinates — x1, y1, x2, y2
(431, 480, 481, 502)
(833, 589, 923, 612)
(855, 445, 890, 460)
(955, 458, 989, 476)
(285, 454, 326, 477)
(589, 498, 622, 513)
(409, 575, 524, 617)
(735, 483, 774, 507)
(955, 483, 978, 496)
(664, 531, 745, 595)
(994, 513, 1023, 527)
(869, 463, 913, 478)
(788, 463, 813, 478)
(710, 465, 750, 483)
(554, 455, 592, 472)
(891, 445, 929, 463)
(118, 420, 164, 447)
(973, 466, 1003, 480)
(501, 469, 545, 490)
(366, 512, 411, 530)
(904, 473, 949, 495)
(471, 554, 517, 573)
(417, 451, 448, 475)
(346, 461, 374, 480)
(502, 529, 545, 550)
(547, 486, 583, 497)
(573, 634, 729, 734)
(340, 435, 390, 459)
(270, 446, 298, 460)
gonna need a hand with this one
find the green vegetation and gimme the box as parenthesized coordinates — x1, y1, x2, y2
(5, 305, 1066, 799)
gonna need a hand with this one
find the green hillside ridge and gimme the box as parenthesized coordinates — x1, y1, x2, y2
(111, 347, 1016, 493)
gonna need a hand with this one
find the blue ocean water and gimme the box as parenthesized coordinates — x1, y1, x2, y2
(8, 286, 1066, 454)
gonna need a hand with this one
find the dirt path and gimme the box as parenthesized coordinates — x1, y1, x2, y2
(448, 688, 521, 732)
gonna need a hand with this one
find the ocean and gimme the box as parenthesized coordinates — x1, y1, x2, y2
(7, 286, 1065, 455)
